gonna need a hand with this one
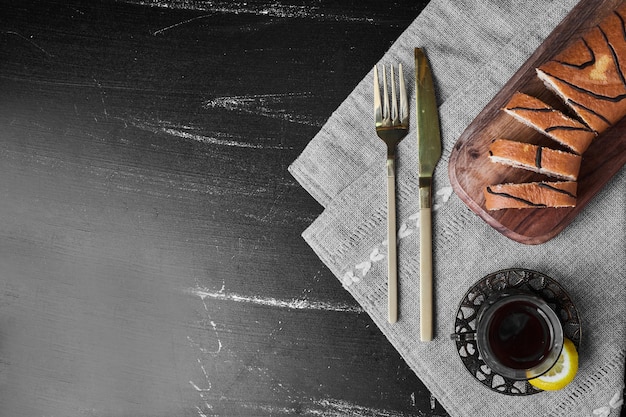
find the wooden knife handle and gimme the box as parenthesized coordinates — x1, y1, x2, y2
(420, 206, 433, 341)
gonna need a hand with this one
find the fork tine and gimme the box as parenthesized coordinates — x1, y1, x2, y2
(374, 65, 382, 125)
(382, 66, 390, 124)
(399, 63, 409, 126)
(375, 62, 409, 130)
(391, 65, 398, 125)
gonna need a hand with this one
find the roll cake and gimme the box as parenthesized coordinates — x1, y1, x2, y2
(488, 138, 582, 180)
(502, 92, 596, 154)
(536, 3, 626, 134)
(484, 181, 577, 210)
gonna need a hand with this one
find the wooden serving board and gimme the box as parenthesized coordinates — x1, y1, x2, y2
(448, 0, 626, 245)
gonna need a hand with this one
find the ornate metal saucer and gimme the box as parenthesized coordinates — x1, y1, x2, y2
(452, 268, 581, 396)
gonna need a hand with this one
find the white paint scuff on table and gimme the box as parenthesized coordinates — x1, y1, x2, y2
(187, 286, 364, 313)
(120, 0, 374, 23)
(123, 117, 293, 150)
(204, 93, 324, 127)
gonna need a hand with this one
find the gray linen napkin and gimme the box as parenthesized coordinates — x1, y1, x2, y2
(289, 0, 626, 416)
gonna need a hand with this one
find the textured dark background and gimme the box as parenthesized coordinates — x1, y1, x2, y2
(1, 1, 623, 416)
(0, 1, 448, 416)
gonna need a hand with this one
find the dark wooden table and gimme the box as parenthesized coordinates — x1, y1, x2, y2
(2, 2, 623, 417)
(0, 1, 450, 416)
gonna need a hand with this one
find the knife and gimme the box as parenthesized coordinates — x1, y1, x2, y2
(414, 48, 441, 342)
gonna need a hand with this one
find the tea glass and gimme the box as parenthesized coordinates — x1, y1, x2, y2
(451, 289, 564, 380)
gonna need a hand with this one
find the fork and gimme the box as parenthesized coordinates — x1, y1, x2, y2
(374, 63, 409, 324)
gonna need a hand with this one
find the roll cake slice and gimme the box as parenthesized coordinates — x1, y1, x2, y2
(484, 181, 577, 210)
(489, 138, 582, 180)
(502, 92, 595, 154)
(536, 3, 626, 134)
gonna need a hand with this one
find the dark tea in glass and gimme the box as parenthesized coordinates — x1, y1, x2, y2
(451, 290, 564, 380)
(486, 300, 553, 370)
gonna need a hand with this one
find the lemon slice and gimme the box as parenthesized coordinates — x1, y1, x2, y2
(529, 337, 579, 391)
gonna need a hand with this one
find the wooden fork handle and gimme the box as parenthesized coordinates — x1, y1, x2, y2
(387, 158, 398, 324)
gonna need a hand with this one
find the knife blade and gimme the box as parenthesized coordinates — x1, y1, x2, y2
(414, 48, 441, 342)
